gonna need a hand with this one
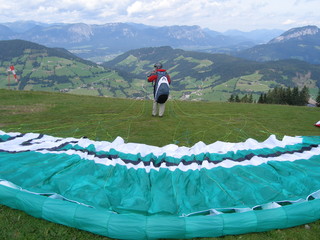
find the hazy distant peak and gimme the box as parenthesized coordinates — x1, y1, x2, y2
(269, 25, 319, 43)
(68, 23, 93, 39)
(164, 25, 207, 40)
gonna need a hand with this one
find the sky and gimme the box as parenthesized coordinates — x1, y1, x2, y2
(0, 0, 319, 32)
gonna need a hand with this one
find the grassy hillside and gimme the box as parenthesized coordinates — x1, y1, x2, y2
(1, 89, 320, 240)
(1, 89, 319, 145)
(2, 41, 320, 103)
(0, 40, 135, 98)
(103, 46, 320, 101)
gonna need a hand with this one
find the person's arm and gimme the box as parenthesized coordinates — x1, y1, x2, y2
(147, 72, 157, 83)
(166, 74, 171, 84)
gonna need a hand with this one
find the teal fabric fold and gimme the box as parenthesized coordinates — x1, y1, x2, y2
(1, 131, 320, 239)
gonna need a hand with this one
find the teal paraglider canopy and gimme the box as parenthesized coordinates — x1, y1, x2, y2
(1, 130, 320, 239)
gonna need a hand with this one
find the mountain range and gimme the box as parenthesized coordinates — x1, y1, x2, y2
(1, 39, 319, 102)
(236, 25, 320, 64)
(0, 21, 284, 62)
(1, 21, 319, 65)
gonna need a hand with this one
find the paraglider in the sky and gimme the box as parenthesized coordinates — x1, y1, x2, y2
(315, 121, 320, 127)
(7, 65, 18, 86)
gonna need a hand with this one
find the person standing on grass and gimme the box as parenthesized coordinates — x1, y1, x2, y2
(147, 63, 171, 117)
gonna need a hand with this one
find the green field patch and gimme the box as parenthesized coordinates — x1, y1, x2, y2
(241, 73, 263, 81)
(235, 73, 272, 92)
(193, 59, 213, 69)
(174, 55, 184, 61)
(167, 70, 179, 78)
(68, 88, 99, 96)
(182, 88, 231, 102)
(236, 81, 271, 92)
(213, 77, 238, 91)
(54, 67, 76, 77)
(89, 66, 108, 74)
(118, 55, 139, 66)
(108, 79, 130, 88)
(133, 60, 150, 74)
(52, 82, 74, 89)
(202, 90, 230, 102)
(30, 69, 51, 78)
(115, 89, 126, 98)
(183, 76, 199, 89)
(24, 60, 35, 69)
(99, 88, 115, 97)
(181, 57, 214, 70)
(68, 66, 92, 77)
(203, 76, 219, 87)
(167, 64, 179, 73)
(68, 77, 82, 86)
(0, 80, 8, 88)
(132, 79, 146, 88)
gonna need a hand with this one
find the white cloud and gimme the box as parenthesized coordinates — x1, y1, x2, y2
(0, 0, 319, 31)
(127, 1, 145, 16)
(36, 6, 59, 14)
(282, 19, 297, 25)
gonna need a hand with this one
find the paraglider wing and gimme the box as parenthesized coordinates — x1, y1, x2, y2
(0, 130, 320, 239)
(7, 65, 18, 81)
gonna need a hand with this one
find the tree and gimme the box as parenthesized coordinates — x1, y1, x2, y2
(291, 87, 300, 105)
(258, 86, 309, 106)
(299, 86, 309, 106)
(228, 94, 235, 102)
(285, 87, 292, 105)
(316, 89, 320, 107)
(241, 94, 248, 103)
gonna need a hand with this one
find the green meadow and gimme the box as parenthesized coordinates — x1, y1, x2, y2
(0, 89, 320, 240)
